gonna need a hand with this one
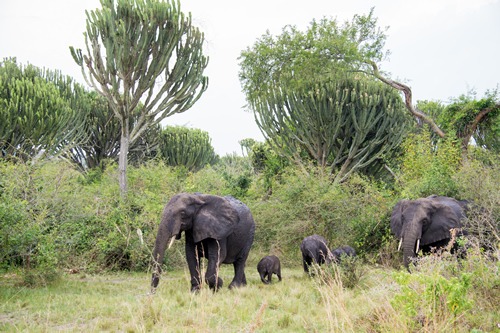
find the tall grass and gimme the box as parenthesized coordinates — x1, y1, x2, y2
(2, 251, 498, 332)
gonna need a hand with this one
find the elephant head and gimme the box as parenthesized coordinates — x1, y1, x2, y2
(151, 193, 238, 291)
(390, 195, 466, 268)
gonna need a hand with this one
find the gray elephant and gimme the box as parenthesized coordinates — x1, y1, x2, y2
(257, 255, 282, 284)
(300, 234, 333, 273)
(151, 193, 255, 293)
(390, 195, 468, 268)
(331, 245, 356, 264)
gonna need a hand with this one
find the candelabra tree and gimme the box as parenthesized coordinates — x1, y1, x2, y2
(253, 76, 412, 183)
(0, 58, 86, 161)
(70, 0, 208, 196)
(158, 126, 217, 172)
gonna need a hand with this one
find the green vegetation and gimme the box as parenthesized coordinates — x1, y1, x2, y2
(1, 250, 498, 332)
(1, 4, 499, 332)
(158, 126, 218, 172)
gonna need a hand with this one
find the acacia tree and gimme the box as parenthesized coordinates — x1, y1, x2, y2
(70, 0, 208, 195)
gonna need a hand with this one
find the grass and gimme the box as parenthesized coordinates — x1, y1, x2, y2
(1, 253, 499, 332)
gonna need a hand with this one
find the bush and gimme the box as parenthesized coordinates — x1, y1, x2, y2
(397, 130, 461, 198)
(250, 167, 393, 263)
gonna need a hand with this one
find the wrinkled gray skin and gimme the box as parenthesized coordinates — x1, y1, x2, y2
(151, 193, 255, 293)
(300, 234, 333, 273)
(331, 245, 356, 264)
(257, 255, 282, 284)
(390, 195, 468, 269)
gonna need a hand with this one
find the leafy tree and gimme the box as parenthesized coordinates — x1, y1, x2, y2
(0, 58, 86, 161)
(239, 9, 444, 138)
(439, 90, 500, 154)
(70, 0, 208, 196)
(158, 126, 217, 171)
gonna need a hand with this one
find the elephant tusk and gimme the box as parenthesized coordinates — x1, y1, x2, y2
(415, 239, 420, 254)
(397, 238, 403, 251)
(168, 236, 176, 249)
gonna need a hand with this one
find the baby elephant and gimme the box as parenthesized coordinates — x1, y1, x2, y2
(300, 234, 332, 273)
(331, 245, 356, 264)
(257, 255, 282, 284)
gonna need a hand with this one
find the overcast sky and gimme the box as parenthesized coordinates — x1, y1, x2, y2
(1, 0, 499, 156)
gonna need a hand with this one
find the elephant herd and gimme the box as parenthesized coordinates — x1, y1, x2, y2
(151, 193, 469, 293)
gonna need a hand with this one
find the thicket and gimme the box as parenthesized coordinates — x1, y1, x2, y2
(1, 131, 498, 287)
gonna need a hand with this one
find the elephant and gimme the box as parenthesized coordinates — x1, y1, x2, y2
(257, 255, 282, 284)
(331, 245, 356, 264)
(151, 193, 255, 293)
(300, 234, 333, 273)
(390, 195, 468, 268)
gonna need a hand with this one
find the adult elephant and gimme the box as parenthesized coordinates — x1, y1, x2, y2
(390, 195, 468, 268)
(300, 234, 333, 273)
(151, 193, 255, 293)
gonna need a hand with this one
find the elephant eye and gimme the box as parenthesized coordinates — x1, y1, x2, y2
(422, 218, 429, 225)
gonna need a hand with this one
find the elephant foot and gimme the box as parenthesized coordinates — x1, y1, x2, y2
(206, 276, 223, 291)
(229, 280, 246, 289)
(190, 285, 201, 293)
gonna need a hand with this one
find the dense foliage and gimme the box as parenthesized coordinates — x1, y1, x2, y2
(1, 143, 498, 282)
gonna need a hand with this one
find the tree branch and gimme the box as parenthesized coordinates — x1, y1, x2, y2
(367, 61, 446, 138)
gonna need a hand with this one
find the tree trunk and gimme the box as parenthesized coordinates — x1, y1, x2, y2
(367, 61, 446, 138)
(119, 119, 130, 197)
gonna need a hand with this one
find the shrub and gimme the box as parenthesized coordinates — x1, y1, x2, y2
(397, 130, 461, 198)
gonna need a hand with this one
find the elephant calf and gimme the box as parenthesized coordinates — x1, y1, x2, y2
(257, 255, 282, 284)
(331, 245, 356, 264)
(300, 234, 332, 273)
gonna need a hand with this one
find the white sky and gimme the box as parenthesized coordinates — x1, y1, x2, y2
(1, 0, 499, 156)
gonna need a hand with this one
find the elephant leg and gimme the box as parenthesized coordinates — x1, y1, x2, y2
(204, 238, 226, 291)
(277, 270, 282, 281)
(229, 257, 248, 289)
(229, 242, 251, 289)
(302, 254, 311, 273)
(185, 233, 202, 292)
(260, 271, 269, 284)
(267, 272, 273, 283)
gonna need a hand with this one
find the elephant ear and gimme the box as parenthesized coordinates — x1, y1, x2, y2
(390, 200, 408, 238)
(192, 195, 237, 243)
(421, 202, 462, 245)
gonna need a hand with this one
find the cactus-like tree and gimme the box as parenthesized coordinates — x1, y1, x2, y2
(66, 91, 161, 170)
(158, 126, 217, 171)
(70, 0, 208, 195)
(0, 58, 86, 161)
(253, 77, 411, 182)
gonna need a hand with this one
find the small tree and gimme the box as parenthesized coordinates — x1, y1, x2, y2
(158, 126, 217, 171)
(70, 0, 208, 196)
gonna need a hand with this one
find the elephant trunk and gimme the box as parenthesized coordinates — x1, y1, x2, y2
(151, 226, 174, 293)
(402, 224, 421, 269)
